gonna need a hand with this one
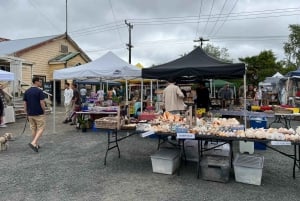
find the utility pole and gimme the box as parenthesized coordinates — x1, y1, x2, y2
(125, 20, 133, 64)
(193, 37, 209, 48)
(65, 0, 68, 40)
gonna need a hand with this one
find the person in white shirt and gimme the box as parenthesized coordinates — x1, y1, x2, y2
(97, 89, 104, 104)
(63, 83, 73, 123)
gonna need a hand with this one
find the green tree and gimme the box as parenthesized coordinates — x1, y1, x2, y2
(284, 24, 300, 67)
(201, 43, 233, 63)
(239, 50, 283, 86)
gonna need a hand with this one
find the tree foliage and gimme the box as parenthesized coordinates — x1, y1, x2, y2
(201, 43, 233, 63)
(239, 50, 283, 86)
(284, 24, 300, 67)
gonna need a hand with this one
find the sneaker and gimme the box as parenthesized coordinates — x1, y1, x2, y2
(0, 124, 7, 128)
(62, 120, 68, 124)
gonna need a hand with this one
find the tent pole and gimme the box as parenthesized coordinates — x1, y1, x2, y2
(150, 80, 153, 106)
(53, 80, 56, 133)
(125, 79, 128, 105)
(140, 79, 143, 113)
(244, 72, 247, 128)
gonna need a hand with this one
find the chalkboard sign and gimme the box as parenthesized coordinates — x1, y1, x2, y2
(44, 81, 53, 94)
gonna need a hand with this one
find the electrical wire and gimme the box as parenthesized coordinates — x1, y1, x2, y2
(195, 0, 203, 38)
(108, 0, 124, 45)
(207, 0, 229, 37)
(202, 0, 215, 36)
(210, 0, 239, 37)
(28, 0, 61, 32)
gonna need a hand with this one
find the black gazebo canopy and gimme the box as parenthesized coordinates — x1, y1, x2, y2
(142, 47, 245, 80)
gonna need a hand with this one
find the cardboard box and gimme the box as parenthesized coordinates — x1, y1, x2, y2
(150, 148, 180, 175)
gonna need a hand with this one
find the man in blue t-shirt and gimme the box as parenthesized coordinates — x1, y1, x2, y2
(24, 77, 46, 153)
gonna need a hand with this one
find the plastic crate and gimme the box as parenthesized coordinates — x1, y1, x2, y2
(150, 148, 180, 175)
(233, 154, 264, 185)
(201, 155, 230, 183)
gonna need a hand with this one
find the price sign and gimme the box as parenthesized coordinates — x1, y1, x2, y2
(271, 141, 292, 146)
(177, 133, 195, 139)
(140, 130, 155, 138)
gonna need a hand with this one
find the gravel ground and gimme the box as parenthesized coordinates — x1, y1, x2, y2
(0, 107, 299, 201)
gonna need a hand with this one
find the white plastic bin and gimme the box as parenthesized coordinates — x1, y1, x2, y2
(233, 154, 264, 185)
(150, 148, 180, 175)
(239, 141, 254, 154)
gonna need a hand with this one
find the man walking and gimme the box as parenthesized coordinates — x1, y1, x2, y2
(24, 77, 46, 153)
(63, 83, 73, 123)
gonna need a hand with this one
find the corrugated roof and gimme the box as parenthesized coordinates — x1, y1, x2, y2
(49, 52, 80, 63)
(0, 35, 61, 55)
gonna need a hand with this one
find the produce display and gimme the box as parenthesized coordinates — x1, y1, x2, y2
(140, 112, 300, 142)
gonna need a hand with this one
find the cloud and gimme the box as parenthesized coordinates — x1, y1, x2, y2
(0, 0, 299, 67)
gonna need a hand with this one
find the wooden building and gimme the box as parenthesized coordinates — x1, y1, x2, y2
(0, 33, 91, 104)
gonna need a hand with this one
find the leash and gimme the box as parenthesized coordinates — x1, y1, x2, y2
(9, 116, 28, 141)
(20, 116, 29, 136)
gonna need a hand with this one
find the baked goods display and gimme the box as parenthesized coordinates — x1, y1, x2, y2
(138, 112, 300, 142)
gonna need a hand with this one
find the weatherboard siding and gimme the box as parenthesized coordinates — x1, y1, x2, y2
(18, 37, 88, 84)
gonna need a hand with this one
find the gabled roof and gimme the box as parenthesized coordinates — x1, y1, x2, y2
(142, 46, 245, 80)
(0, 35, 61, 55)
(0, 34, 91, 62)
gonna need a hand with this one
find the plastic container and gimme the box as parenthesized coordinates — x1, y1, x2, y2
(150, 148, 180, 175)
(250, 117, 267, 150)
(233, 154, 264, 185)
(250, 117, 267, 129)
(239, 141, 254, 154)
(201, 155, 230, 183)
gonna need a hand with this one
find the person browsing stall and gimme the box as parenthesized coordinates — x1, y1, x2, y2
(62, 83, 73, 123)
(163, 78, 186, 113)
(195, 81, 210, 112)
(70, 83, 81, 125)
(23, 77, 46, 153)
(218, 83, 233, 109)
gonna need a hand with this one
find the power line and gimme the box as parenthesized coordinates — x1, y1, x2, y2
(202, 0, 215, 35)
(71, 24, 126, 38)
(207, 0, 229, 37)
(28, 0, 61, 32)
(210, 0, 239, 37)
(108, 0, 123, 44)
(69, 7, 299, 38)
(131, 12, 300, 26)
(85, 34, 289, 53)
(128, 7, 300, 22)
(195, 0, 203, 38)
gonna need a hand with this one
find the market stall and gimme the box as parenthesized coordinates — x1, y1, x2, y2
(52, 51, 141, 133)
(0, 70, 15, 123)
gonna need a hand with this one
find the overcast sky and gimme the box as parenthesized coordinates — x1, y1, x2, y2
(0, 0, 299, 67)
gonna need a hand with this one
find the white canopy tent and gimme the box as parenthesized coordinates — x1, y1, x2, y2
(0, 70, 14, 81)
(53, 51, 140, 79)
(52, 51, 141, 133)
(272, 72, 284, 78)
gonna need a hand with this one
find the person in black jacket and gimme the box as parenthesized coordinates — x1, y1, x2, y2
(195, 81, 210, 112)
